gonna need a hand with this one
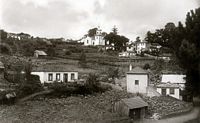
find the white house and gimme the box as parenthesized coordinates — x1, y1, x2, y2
(156, 83, 181, 99)
(81, 27, 106, 46)
(135, 41, 147, 54)
(161, 72, 186, 90)
(126, 66, 148, 94)
(31, 67, 78, 83)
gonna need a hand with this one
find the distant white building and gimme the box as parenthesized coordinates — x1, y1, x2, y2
(7, 33, 21, 40)
(161, 71, 186, 90)
(31, 67, 78, 83)
(125, 41, 147, 54)
(126, 66, 149, 94)
(81, 27, 106, 46)
(156, 83, 181, 99)
(135, 41, 147, 54)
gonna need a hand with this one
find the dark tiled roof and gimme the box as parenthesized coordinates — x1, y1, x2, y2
(127, 66, 148, 74)
(156, 83, 181, 88)
(32, 65, 78, 72)
(122, 97, 148, 109)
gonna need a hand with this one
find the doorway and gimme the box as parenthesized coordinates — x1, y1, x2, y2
(63, 74, 68, 82)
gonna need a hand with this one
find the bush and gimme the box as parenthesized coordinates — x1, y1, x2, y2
(143, 63, 151, 70)
(17, 75, 43, 98)
(48, 82, 77, 97)
(65, 50, 72, 55)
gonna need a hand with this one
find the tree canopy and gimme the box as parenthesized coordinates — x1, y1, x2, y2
(145, 8, 200, 98)
(88, 28, 98, 37)
(104, 32, 129, 51)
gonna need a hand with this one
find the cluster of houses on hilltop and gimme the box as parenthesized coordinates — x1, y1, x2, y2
(7, 32, 32, 40)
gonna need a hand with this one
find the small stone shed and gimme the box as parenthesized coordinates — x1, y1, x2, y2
(114, 97, 148, 119)
(34, 50, 47, 58)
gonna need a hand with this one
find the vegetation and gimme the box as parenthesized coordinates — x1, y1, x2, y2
(78, 51, 87, 68)
(17, 60, 43, 98)
(104, 33, 129, 51)
(145, 8, 200, 99)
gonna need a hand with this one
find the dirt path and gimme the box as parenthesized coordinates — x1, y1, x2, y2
(141, 107, 200, 123)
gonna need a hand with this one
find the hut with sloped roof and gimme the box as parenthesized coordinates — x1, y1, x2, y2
(114, 96, 148, 119)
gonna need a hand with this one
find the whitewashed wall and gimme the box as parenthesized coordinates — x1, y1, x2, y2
(127, 74, 148, 94)
(156, 88, 180, 99)
(31, 72, 78, 83)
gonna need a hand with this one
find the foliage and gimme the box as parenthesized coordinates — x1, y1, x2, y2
(47, 47, 56, 57)
(151, 59, 165, 73)
(0, 44, 11, 55)
(143, 63, 151, 70)
(145, 8, 200, 98)
(0, 30, 7, 40)
(112, 26, 118, 35)
(17, 61, 43, 98)
(65, 50, 72, 55)
(88, 28, 98, 37)
(104, 32, 129, 51)
(17, 75, 43, 98)
(107, 67, 120, 80)
(78, 51, 87, 67)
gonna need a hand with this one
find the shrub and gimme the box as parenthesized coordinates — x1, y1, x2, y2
(143, 63, 151, 70)
(48, 82, 77, 97)
(78, 51, 87, 68)
(17, 75, 43, 98)
(65, 50, 72, 55)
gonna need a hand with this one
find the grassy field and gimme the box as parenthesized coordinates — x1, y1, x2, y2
(0, 90, 135, 123)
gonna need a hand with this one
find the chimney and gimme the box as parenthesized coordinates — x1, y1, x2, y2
(129, 64, 132, 71)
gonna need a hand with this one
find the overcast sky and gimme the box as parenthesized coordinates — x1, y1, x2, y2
(0, 0, 199, 40)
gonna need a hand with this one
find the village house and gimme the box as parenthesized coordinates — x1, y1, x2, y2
(17, 32, 31, 40)
(126, 66, 149, 94)
(114, 97, 148, 119)
(161, 71, 186, 90)
(135, 41, 147, 54)
(156, 83, 181, 99)
(34, 50, 47, 58)
(81, 27, 106, 46)
(7, 33, 21, 40)
(31, 66, 78, 84)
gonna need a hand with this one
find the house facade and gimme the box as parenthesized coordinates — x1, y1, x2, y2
(31, 71, 78, 83)
(156, 83, 180, 99)
(81, 27, 106, 46)
(135, 41, 147, 54)
(126, 66, 148, 94)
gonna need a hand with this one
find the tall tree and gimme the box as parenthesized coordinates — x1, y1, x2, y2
(145, 8, 200, 99)
(112, 25, 118, 35)
(88, 28, 98, 37)
(0, 30, 7, 40)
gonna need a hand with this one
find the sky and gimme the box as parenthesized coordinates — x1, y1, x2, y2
(0, 0, 199, 40)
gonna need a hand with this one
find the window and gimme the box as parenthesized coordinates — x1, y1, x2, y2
(87, 40, 89, 44)
(170, 88, 175, 94)
(56, 73, 60, 81)
(161, 88, 167, 95)
(135, 80, 139, 85)
(48, 73, 53, 81)
(71, 73, 75, 80)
